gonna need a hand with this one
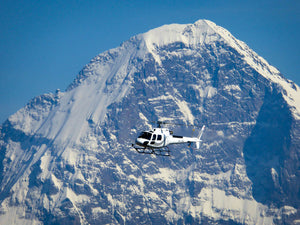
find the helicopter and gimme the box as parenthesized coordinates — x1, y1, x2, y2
(132, 121, 205, 156)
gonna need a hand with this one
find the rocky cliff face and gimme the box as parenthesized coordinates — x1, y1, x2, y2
(0, 20, 299, 224)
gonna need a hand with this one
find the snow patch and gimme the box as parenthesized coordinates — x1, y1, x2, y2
(148, 94, 194, 124)
(0, 206, 42, 225)
(191, 84, 217, 99)
(107, 193, 126, 211)
(92, 207, 108, 215)
(146, 167, 177, 184)
(144, 76, 158, 82)
(197, 187, 273, 224)
(174, 99, 195, 124)
(271, 168, 280, 188)
(224, 85, 241, 92)
(40, 151, 51, 180)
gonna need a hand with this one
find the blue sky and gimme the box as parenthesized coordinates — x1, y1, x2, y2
(0, 0, 299, 123)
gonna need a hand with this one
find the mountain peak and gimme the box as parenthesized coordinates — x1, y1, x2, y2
(139, 19, 220, 53)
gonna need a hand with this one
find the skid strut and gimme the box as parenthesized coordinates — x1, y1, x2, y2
(132, 144, 170, 156)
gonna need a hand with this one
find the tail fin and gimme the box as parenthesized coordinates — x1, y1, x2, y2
(196, 125, 205, 149)
(197, 125, 205, 140)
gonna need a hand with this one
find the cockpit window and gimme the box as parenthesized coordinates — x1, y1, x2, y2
(138, 132, 152, 140)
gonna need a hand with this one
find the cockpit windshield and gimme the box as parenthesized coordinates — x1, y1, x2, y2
(138, 132, 152, 140)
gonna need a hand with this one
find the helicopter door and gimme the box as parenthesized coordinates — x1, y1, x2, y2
(157, 134, 162, 141)
(150, 134, 156, 144)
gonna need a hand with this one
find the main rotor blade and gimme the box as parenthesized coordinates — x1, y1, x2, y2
(152, 120, 204, 128)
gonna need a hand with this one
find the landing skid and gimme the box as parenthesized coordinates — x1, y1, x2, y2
(131, 144, 170, 156)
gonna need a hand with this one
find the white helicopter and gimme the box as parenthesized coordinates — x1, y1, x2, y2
(132, 121, 205, 156)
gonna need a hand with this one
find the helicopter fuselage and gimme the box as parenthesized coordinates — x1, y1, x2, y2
(135, 127, 202, 149)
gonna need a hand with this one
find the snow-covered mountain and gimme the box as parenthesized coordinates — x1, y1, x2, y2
(0, 19, 299, 224)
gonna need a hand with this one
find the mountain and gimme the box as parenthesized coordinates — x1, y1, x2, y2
(0, 19, 299, 224)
